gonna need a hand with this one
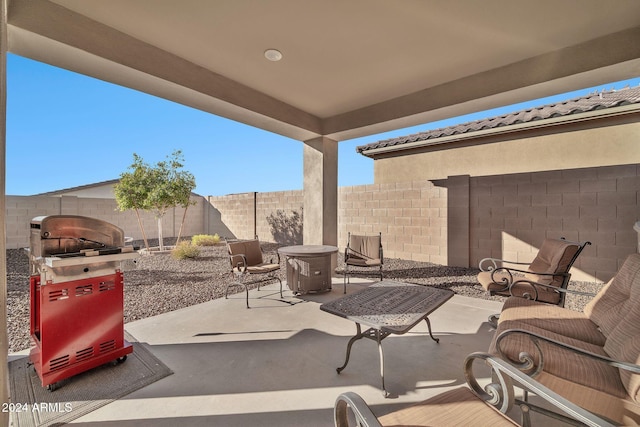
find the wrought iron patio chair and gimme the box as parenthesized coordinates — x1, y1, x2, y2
(225, 237, 283, 308)
(334, 352, 613, 427)
(478, 237, 591, 307)
(343, 232, 383, 293)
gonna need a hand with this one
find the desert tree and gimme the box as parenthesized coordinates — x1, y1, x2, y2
(114, 153, 153, 250)
(115, 150, 196, 251)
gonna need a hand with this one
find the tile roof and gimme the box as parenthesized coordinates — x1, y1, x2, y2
(357, 85, 640, 155)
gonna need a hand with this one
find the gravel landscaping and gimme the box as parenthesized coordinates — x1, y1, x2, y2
(6, 239, 604, 353)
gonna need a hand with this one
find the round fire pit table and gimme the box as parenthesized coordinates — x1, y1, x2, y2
(278, 245, 338, 294)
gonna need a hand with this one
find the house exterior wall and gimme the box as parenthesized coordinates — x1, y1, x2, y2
(372, 114, 640, 183)
(60, 183, 116, 198)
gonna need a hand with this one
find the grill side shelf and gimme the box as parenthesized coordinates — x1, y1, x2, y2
(43, 251, 139, 268)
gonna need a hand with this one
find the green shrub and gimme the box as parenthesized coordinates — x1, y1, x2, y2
(191, 234, 221, 246)
(172, 241, 200, 259)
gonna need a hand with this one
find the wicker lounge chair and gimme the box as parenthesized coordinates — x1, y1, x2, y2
(478, 237, 590, 306)
(343, 232, 383, 293)
(334, 352, 613, 427)
(225, 238, 282, 308)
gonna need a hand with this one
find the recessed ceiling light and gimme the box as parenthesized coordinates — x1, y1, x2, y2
(264, 49, 283, 62)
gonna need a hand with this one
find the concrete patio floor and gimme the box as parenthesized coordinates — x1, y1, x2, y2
(59, 278, 506, 426)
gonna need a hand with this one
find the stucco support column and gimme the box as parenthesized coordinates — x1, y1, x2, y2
(303, 136, 338, 257)
(1, 0, 10, 423)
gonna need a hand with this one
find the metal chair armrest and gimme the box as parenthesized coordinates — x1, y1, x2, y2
(464, 352, 616, 427)
(495, 266, 565, 277)
(479, 257, 530, 272)
(487, 266, 568, 296)
(229, 253, 248, 274)
(263, 249, 281, 265)
(334, 392, 383, 427)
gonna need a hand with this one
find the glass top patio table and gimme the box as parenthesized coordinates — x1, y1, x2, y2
(320, 280, 454, 396)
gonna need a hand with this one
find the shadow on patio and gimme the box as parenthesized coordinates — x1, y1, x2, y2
(64, 279, 503, 426)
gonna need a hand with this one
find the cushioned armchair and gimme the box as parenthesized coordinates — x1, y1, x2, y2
(225, 238, 282, 308)
(343, 232, 383, 294)
(334, 352, 613, 427)
(478, 237, 590, 306)
(490, 253, 640, 425)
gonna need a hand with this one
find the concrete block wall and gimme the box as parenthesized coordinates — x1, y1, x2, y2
(338, 181, 449, 264)
(255, 190, 303, 243)
(208, 193, 255, 240)
(10, 163, 636, 284)
(204, 163, 638, 283)
(470, 164, 640, 282)
(6, 195, 206, 249)
(6, 196, 61, 249)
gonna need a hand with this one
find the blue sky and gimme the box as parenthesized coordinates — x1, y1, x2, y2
(6, 53, 640, 196)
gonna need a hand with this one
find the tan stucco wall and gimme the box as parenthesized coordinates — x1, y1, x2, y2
(60, 183, 116, 198)
(373, 115, 640, 183)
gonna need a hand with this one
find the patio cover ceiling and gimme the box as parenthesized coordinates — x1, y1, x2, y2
(6, 0, 640, 142)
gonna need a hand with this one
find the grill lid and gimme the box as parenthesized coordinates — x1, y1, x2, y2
(31, 215, 125, 257)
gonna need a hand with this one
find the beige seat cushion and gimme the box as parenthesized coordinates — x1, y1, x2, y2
(490, 321, 626, 398)
(345, 257, 381, 267)
(245, 263, 280, 274)
(534, 371, 640, 425)
(499, 297, 606, 346)
(378, 387, 518, 427)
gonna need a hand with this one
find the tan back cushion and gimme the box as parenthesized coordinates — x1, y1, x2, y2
(584, 253, 640, 402)
(584, 253, 640, 336)
(526, 238, 580, 287)
(228, 239, 263, 268)
(348, 234, 381, 261)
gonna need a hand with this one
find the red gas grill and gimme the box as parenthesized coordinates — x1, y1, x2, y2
(29, 215, 138, 390)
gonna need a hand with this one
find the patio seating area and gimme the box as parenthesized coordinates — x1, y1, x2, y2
(10, 277, 507, 426)
(11, 254, 636, 426)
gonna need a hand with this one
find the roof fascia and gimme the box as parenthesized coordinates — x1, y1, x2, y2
(359, 103, 640, 158)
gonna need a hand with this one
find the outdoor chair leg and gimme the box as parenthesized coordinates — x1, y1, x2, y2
(344, 264, 352, 293)
(225, 281, 250, 309)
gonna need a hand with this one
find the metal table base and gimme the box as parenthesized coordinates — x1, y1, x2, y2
(336, 318, 440, 397)
(320, 280, 454, 397)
